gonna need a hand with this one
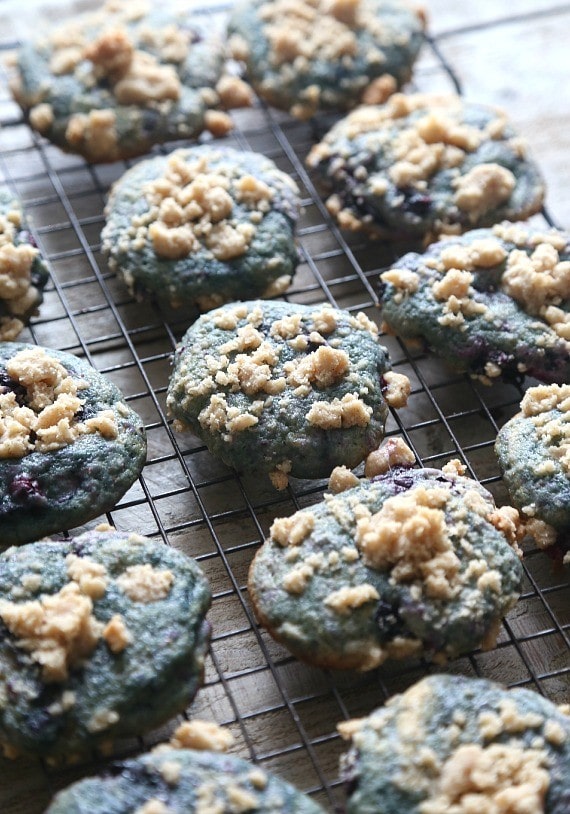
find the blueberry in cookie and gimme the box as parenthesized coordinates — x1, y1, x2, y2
(228, 0, 425, 118)
(0, 343, 147, 545)
(0, 187, 49, 341)
(102, 146, 301, 311)
(166, 300, 410, 488)
(306, 93, 544, 241)
(12, 0, 253, 162)
(0, 527, 211, 760)
(339, 674, 570, 813)
(249, 452, 523, 670)
(496, 384, 570, 539)
(379, 222, 570, 384)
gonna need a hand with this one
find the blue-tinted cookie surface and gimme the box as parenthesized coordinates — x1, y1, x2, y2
(102, 147, 300, 311)
(0, 528, 211, 758)
(46, 746, 325, 813)
(380, 223, 569, 384)
(0, 342, 146, 545)
(228, 0, 424, 118)
(249, 467, 523, 670)
(341, 674, 570, 813)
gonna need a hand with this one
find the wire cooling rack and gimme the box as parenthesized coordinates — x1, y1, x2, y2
(1, 3, 570, 812)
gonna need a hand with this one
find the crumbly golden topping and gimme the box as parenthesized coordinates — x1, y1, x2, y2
(355, 486, 461, 599)
(364, 436, 415, 478)
(237, 0, 423, 117)
(116, 564, 174, 603)
(502, 243, 570, 340)
(306, 392, 372, 429)
(0, 347, 118, 458)
(519, 384, 570, 475)
(123, 152, 277, 263)
(66, 554, 108, 600)
(271, 511, 316, 547)
(453, 163, 516, 220)
(134, 801, 172, 814)
(175, 303, 383, 475)
(0, 205, 41, 341)
(0, 583, 103, 683)
(328, 464, 360, 493)
(169, 720, 234, 752)
(418, 742, 549, 814)
(65, 109, 120, 162)
(309, 95, 515, 209)
(102, 614, 132, 653)
(324, 583, 380, 614)
(382, 371, 411, 409)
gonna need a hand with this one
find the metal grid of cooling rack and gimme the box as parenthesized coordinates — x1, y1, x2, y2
(1, 3, 570, 813)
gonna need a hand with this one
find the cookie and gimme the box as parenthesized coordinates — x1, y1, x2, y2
(379, 222, 570, 384)
(0, 187, 49, 341)
(102, 146, 301, 311)
(166, 300, 410, 488)
(46, 740, 325, 813)
(339, 674, 570, 813)
(0, 343, 147, 545)
(228, 0, 425, 119)
(11, 0, 253, 163)
(496, 384, 570, 538)
(248, 456, 523, 670)
(306, 93, 544, 241)
(0, 527, 211, 759)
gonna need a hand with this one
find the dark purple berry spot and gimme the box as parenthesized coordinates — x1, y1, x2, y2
(9, 474, 44, 504)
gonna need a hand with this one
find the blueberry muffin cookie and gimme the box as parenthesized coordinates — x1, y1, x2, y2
(228, 0, 425, 118)
(102, 146, 301, 311)
(46, 720, 325, 813)
(249, 454, 523, 669)
(496, 384, 570, 539)
(0, 187, 49, 341)
(166, 300, 410, 488)
(11, 0, 253, 162)
(339, 674, 570, 813)
(379, 222, 570, 384)
(0, 527, 211, 759)
(0, 343, 147, 545)
(306, 94, 544, 241)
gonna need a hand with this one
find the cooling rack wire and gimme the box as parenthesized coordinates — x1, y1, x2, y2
(0, 2, 569, 812)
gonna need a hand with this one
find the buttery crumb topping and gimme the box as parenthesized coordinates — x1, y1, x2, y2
(382, 371, 411, 409)
(520, 384, 570, 475)
(102, 613, 132, 653)
(384, 224, 569, 342)
(125, 152, 277, 262)
(66, 554, 108, 600)
(134, 801, 172, 814)
(175, 302, 385, 479)
(306, 392, 372, 429)
(502, 243, 570, 340)
(364, 436, 415, 478)
(452, 163, 516, 220)
(307, 93, 539, 234)
(355, 486, 461, 599)
(169, 720, 234, 752)
(271, 511, 316, 547)
(116, 564, 174, 603)
(0, 205, 42, 341)
(328, 464, 360, 493)
(418, 742, 549, 814)
(233, 0, 423, 117)
(0, 347, 118, 459)
(324, 583, 380, 614)
(0, 583, 103, 682)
